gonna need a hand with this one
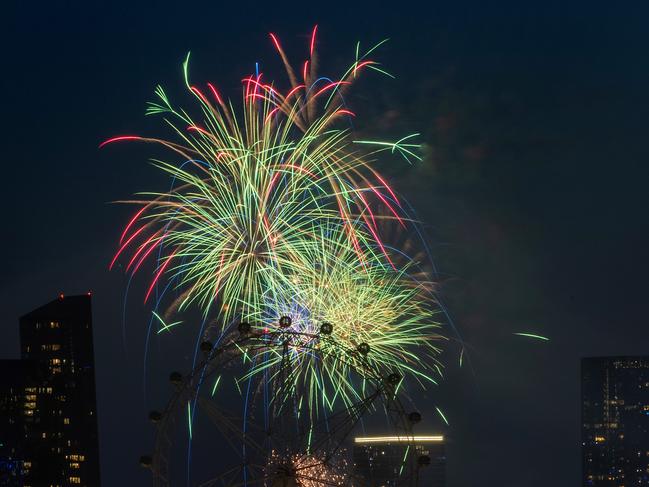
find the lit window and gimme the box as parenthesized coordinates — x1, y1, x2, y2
(63, 418, 70, 425)
(50, 321, 60, 329)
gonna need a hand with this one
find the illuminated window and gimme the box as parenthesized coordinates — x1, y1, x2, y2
(50, 321, 60, 329)
(70, 462, 80, 469)
(63, 418, 70, 425)
(50, 358, 61, 365)
(69, 477, 81, 484)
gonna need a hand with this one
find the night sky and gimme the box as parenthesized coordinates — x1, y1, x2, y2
(3, 1, 649, 486)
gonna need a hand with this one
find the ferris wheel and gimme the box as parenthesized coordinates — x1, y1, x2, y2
(140, 318, 430, 487)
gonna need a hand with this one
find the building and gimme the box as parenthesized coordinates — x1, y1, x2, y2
(582, 356, 649, 486)
(353, 435, 445, 486)
(7, 293, 102, 487)
(0, 360, 42, 486)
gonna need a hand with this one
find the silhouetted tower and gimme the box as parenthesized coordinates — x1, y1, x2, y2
(19, 294, 101, 486)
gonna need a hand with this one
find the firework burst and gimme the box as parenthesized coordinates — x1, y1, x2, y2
(105, 28, 421, 326)
(105, 29, 446, 420)
(237, 223, 443, 412)
(267, 451, 349, 487)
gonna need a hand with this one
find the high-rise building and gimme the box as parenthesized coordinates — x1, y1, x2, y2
(14, 294, 101, 487)
(0, 360, 42, 486)
(582, 356, 649, 486)
(353, 435, 445, 486)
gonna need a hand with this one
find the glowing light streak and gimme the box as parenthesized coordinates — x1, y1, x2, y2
(186, 401, 192, 439)
(206, 82, 223, 105)
(435, 407, 449, 426)
(514, 332, 549, 341)
(120, 206, 147, 245)
(310, 25, 318, 57)
(109, 224, 148, 270)
(152, 311, 182, 334)
(211, 375, 221, 396)
(354, 436, 444, 444)
(99, 135, 143, 148)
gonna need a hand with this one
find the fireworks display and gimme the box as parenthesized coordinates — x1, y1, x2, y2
(242, 222, 443, 411)
(106, 27, 442, 418)
(267, 451, 348, 487)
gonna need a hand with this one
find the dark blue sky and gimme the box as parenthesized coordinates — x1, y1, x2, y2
(3, 1, 649, 486)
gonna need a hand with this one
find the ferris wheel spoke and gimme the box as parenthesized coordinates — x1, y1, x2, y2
(299, 391, 380, 464)
(197, 397, 268, 457)
(195, 460, 268, 487)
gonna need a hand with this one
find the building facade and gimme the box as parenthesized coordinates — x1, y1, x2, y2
(582, 356, 649, 486)
(0, 294, 103, 487)
(0, 360, 43, 486)
(353, 435, 445, 486)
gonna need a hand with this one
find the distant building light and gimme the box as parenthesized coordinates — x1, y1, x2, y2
(354, 435, 444, 444)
